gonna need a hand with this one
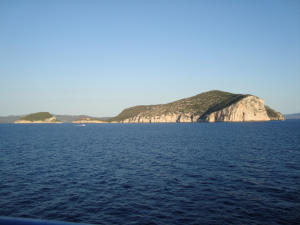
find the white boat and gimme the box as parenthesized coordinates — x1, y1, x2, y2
(76, 124, 86, 127)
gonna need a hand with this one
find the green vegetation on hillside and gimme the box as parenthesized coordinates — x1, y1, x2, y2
(110, 90, 248, 121)
(265, 106, 281, 119)
(109, 105, 154, 122)
(20, 112, 54, 121)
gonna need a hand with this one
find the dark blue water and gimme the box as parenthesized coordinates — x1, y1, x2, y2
(0, 121, 300, 225)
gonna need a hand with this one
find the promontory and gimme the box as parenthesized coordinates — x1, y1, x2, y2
(108, 90, 285, 123)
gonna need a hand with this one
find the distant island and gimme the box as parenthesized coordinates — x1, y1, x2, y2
(284, 113, 300, 120)
(72, 117, 107, 124)
(14, 112, 62, 124)
(5, 90, 286, 124)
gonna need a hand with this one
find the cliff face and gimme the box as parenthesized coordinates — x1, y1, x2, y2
(111, 90, 285, 123)
(121, 113, 198, 123)
(201, 96, 270, 122)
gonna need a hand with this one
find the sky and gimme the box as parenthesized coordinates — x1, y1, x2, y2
(0, 0, 299, 116)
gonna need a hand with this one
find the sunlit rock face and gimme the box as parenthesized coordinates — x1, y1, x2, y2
(202, 96, 270, 122)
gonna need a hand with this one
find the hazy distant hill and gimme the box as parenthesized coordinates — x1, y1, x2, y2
(0, 115, 22, 123)
(284, 113, 300, 119)
(55, 115, 112, 122)
(54, 115, 90, 123)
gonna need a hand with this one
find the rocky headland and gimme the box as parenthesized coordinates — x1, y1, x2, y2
(109, 90, 285, 123)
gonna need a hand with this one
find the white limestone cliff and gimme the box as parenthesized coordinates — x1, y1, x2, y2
(202, 96, 270, 122)
(120, 113, 201, 123)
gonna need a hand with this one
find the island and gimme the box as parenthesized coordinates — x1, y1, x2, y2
(72, 117, 108, 124)
(14, 112, 62, 123)
(11, 90, 285, 124)
(108, 90, 285, 123)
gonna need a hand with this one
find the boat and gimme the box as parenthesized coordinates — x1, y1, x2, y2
(76, 124, 86, 127)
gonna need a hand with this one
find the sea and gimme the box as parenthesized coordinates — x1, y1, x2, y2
(0, 121, 299, 225)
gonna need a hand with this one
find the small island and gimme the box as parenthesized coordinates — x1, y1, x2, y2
(72, 117, 108, 124)
(14, 112, 62, 124)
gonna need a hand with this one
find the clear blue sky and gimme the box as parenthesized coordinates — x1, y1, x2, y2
(0, 0, 299, 116)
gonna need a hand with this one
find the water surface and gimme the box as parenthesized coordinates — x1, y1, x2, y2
(0, 121, 299, 224)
